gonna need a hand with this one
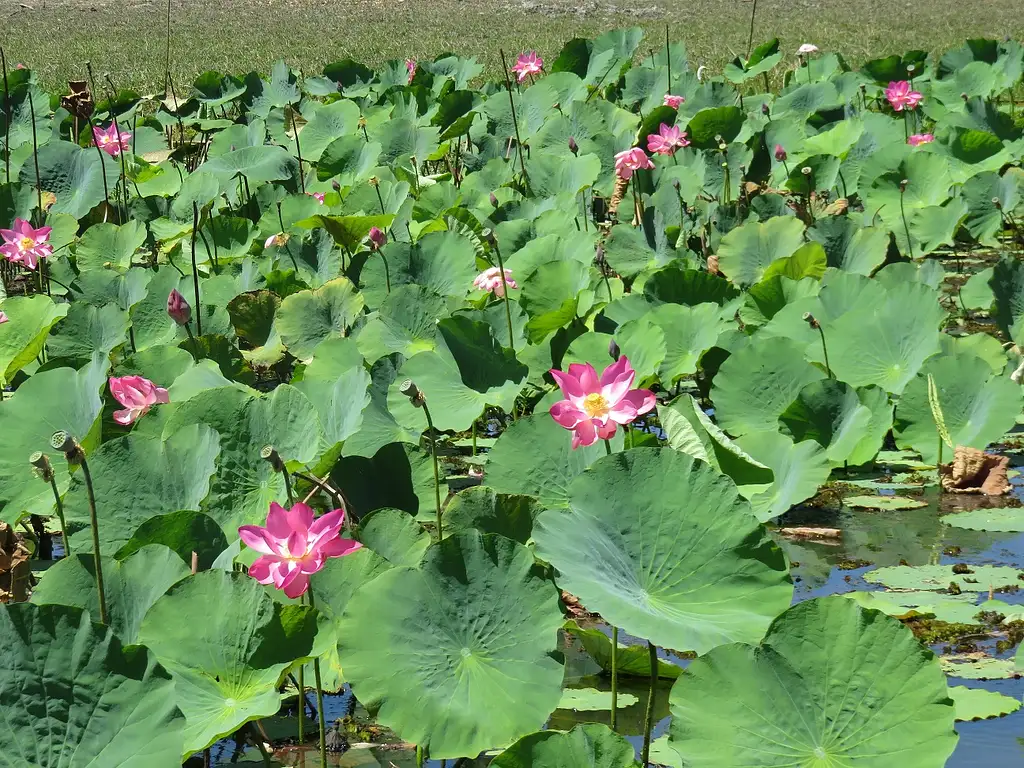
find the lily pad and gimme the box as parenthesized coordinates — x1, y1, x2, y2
(864, 564, 1024, 591)
(563, 620, 682, 679)
(941, 508, 1024, 532)
(556, 688, 640, 711)
(943, 655, 1020, 680)
(950, 685, 1022, 721)
(844, 495, 928, 510)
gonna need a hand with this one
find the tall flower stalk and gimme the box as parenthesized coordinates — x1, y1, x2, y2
(30, 452, 70, 556)
(400, 380, 443, 540)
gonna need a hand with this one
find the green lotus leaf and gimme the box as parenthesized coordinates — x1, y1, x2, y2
(331, 441, 437, 519)
(201, 145, 297, 193)
(491, 723, 639, 768)
(941, 508, 1024, 532)
(243, 61, 299, 118)
(75, 220, 147, 272)
(485, 414, 623, 508)
(63, 423, 219, 556)
(734, 431, 832, 521)
(715, 216, 807, 287)
(0, 602, 186, 767)
(894, 353, 1021, 463)
(642, 302, 730, 383)
(658, 397, 774, 489)
(341, 357, 422, 458)
(556, 689, 639, 711)
(376, 117, 440, 175)
(667, 596, 957, 767)
(20, 141, 120, 218)
(685, 106, 745, 149)
(298, 213, 393, 254)
(945, 656, 1017, 680)
(358, 507, 430, 568)
(0, 83, 50, 153)
(317, 134, 383, 185)
(642, 266, 740, 307)
(46, 302, 130, 362)
(0, 358, 107, 525)
(533, 448, 792, 652)
(711, 337, 825, 436)
(865, 564, 1023, 591)
(844, 495, 927, 510)
(276, 277, 364, 362)
(442, 486, 539, 544)
(779, 379, 892, 466)
(355, 285, 449, 363)
(520, 260, 594, 343)
(563, 620, 682, 679)
(806, 216, 889, 275)
(358, 231, 478, 309)
(226, 289, 280, 348)
(139, 570, 322, 757)
(599, 220, 675, 280)
(950, 686, 1021, 721)
(192, 70, 247, 107)
(31, 544, 190, 644)
(842, 590, 984, 625)
(0, 294, 69, 384)
(298, 100, 362, 162)
(337, 531, 565, 759)
(741, 275, 820, 330)
(114, 510, 229, 570)
(612, 315, 665, 383)
(725, 38, 782, 83)
(526, 152, 601, 198)
(293, 337, 370, 452)
(961, 169, 1024, 245)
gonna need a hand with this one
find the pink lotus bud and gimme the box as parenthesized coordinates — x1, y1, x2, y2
(166, 289, 191, 326)
(568, 136, 578, 155)
(368, 226, 387, 251)
(774, 144, 787, 162)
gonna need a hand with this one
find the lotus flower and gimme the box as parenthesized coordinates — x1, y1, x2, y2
(907, 133, 934, 147)
(549, 357, 656, 449)
(92, 123, 132, 157)
(774, 144, 787, 161)
(239, 502, 361, 599)
(797, 43, 819, 55)
(368, 226, 387, 251)
(885, 81, 922, 112)
(0, 218, 53, 270)
(406, 59, 416, 84)
(166, 289, 191, 326)
(647, 123, 689, 156)
(473, 267, 517, 297)
(663, 94, 684, 109)
(614, 147, 654, 180)
(0, 311, 7, 324)
(308, 191, 325, 204)
(264, 232, 290, 249)
(511, 51, 544, 82)
(109, 375, 169, 425)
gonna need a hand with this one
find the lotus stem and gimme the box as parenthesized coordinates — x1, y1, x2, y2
(899, 180, 914, 260)
(665, 25, 673, 92)
(248, 723, 272, 767)
(499, 50, 530, 193)
(305, 590, 328, 766)
(162, 0, 172, 97)
(641, 641, 658, 765)
(85, 116, 112, 215)
(261, 445, 293, 505)
(31, 452, 70, 557)
(423, 404, 443, 541)
(52, 432, 106, 623)
(2, 47, 10, 184)
(492, 239, 516, 352)
(104, 76, 130, 222)
(275, 202, 300, 273)
(297, 665, 305, 745)
(291, 102, 305, 193)
(416, 745, 425, 767)
(610, 625, 619, 730)
(27, 86, 43, 224)
(190, 202, 203, 336)
(183, 321, 202, 360)
(803, 313, 832, 378)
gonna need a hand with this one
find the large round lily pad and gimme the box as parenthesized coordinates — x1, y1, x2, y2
(864, 564, 1024, 592)
(668, 596, 958, 767)
(490, 723, 638, 768)
(533, 448, 793, 652)
(336, 531, 565, 759)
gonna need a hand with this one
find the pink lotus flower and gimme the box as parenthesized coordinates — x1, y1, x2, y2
(406, 59, 416, 84)
(239, 501, 361, 599)
(0, 311, 8, 324)
(663, 94, 684, 109)
(264, 232, 290, 249)
(797, 43, 819, 55)
(166, 289, 191, 326)
(647, 123, 689, 156)
(308, 191, 325, 204)
(614, 147, 654, 180)
(368, 226, 387, 251)
(0, 218, 53, 271)
(511, 51, 544, 82)
(549, 357, 656, 449)
(92, 123, 132, 157)
(907, 133, 934, 147)
(885, 81, 922, 112)
(473, 267, 517, 297)
(109, 375, 169, 425)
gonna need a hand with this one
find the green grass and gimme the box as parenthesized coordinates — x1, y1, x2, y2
(3, 0, 1024, 93)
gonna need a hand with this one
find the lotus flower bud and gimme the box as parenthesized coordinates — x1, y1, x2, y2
(166, 289, 191, 326)
(332, 180, 342, 191)
(608, 338, 620, 360)
(761, 103, 770, 116)
(368, 226, 387, 251)
(774, 144, 787, 162)
(490, 192, 499, 207)
(568, 136, 578, 155)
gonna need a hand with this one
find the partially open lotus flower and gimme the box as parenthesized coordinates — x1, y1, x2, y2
(797, 43, 819, 55)
(614, 147, 654, 180)
(308, 191, 325, 204)
(647, 123, 689, 156)
(264, 232, 289, 249)
(368, 226, 387, 251)
(549, 356, 656, 449)
(663, 94, 684, 109)
(92, 123, 132, 156)
(0, 311, 7, 324)
(885, 80, 922, 111)
(166, 289, 191, 326)
(473, 267, 517, 297)
(0, 218, 53, 271)
(109, 375, 169, 425)
(406, 59, 416, 84)
(907, 133, 934, 147)
(239, 501, 362, 598)
(510, 51, 543, 82)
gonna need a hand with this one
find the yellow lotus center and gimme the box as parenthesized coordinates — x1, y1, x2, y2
(19, 236, 34, 251)
(582, 392, 610, 418)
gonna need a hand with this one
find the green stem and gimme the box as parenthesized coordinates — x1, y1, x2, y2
(297, 665, 305, 744)
(816, 325, 833, 379)
(472, 421, 477, 456)
(183, 321, 202, 361)
(899, 188, 914, 260)
(306, 590, 328, 767)
(422, 403, 443, 541)
(417, 745, 425, 767)
(282, 466, 294, 506)
(249, 723, 271, 767)
(937, 433, 943, 492)
(80, 458, 107, 624)
(641, 641, 658, 765)
(610, 625, 619, 730)
(190, 202, 203, 336)
(48, 475, 71, 557)
(492, 242, 516, 353)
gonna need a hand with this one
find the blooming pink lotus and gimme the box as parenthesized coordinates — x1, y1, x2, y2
(406, 59, 416, 84)
(239, 502, 361, 599)
(511, 51, 544, 82)
(368, 226, 387, 251)
(797, 43, 819, 55)
(473, 267, 517, 297)
(308, 191, 325, 204)
(92, 123, 132, 157)
(0, 311, 8, 324)
(550, 357, 656, 449)
(907, 133, 934, 147)
(166, 289, 191, 326)
(0, 218, 53, 271)
(663, 94, 684, 109)
(109, 376, 169, 425)
(885, 81, 922, 112)
(614, 147, 654, 180)
(647, 123, 689, 156)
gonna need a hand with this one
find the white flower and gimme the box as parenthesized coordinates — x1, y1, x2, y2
(797, 44, 819, 55)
